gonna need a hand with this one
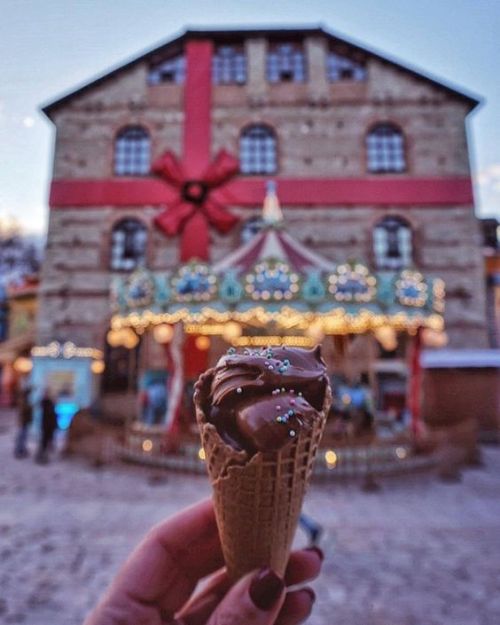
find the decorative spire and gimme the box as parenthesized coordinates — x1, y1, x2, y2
(262, 180, 284, 225)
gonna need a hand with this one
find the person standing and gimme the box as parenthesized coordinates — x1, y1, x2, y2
(36, 391, 58, 464)
(14, 386, 33, 458)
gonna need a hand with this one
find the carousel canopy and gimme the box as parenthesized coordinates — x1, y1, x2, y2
(110, 187, 445, 337)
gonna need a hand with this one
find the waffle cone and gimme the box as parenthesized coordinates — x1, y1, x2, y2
(194, 370, 331, 581)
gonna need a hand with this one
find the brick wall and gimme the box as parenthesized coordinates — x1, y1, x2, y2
(39, 32, 488, 352)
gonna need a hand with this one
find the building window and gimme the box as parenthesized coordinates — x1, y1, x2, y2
(148, 54, 185, 85)
(213, 45, 246, 84)
(114, 126, 150, 176)
(110, 219, 147, 271)
(239, 125, 277, 175)
(266, 42, 306, 83)
(373, 216, 412, 270)
(366, 123, 406, 173)
(327, 51, 366, 81)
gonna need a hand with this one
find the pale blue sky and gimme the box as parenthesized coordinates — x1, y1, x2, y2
(1, 0, 499, 234)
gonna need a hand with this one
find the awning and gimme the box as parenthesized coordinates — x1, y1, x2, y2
(421, 349, 500, 369)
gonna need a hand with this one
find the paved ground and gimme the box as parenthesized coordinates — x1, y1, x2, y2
(1, 408, 499, 625)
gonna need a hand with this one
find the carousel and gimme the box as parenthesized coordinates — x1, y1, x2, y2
(109, 184, 446, 478)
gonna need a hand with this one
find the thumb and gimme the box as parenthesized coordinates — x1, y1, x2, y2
(206, 568, 285, 625)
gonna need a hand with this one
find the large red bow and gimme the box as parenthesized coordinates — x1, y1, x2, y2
(152, 149, 240, 261)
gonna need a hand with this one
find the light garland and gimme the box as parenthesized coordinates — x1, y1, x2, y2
(111, 306, 444, 336)
(231, 335, 315, 347)
(432, 278, 445, 313)
(107, 328, 139, 349)
(328, 263, 376, 303)
(172, 263, 217, 303)
(245, 260, 300, 301)
(126, 269, 155, 309)
(32, 341, 103, 360)
(395, 270, 428, 307)
(185, 323, 227, 335)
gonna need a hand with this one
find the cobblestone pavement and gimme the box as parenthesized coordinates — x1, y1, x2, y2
(1, 408, 499, 625)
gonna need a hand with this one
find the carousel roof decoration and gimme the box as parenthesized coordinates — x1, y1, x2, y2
(110, 182, 445, 337)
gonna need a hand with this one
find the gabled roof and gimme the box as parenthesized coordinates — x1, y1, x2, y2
(41, 25, 480, 118)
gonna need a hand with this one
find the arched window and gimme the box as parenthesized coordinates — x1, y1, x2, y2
(114, 126, 150, 176)
(366, 123, 406, 173)
(239, 125, 277, 175)
(373, 216, 412, 270)
(110, 219, 147, 271)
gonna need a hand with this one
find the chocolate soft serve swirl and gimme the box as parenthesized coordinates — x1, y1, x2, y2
(201, 346, 328, 453)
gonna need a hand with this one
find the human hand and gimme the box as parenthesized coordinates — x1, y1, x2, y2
(84, 499, 323, 625)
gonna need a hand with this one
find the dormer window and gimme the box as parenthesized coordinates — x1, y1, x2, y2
(327, 51, 366, 82)
(267, 42, 306, 83)
(213, 45, 247, 84)
(148, 54, 185, 85)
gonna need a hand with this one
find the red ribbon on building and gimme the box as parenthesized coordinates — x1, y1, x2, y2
(152, 150, 240, 261)
(48, 37, 475, 261)
(151, 40, 241, 261)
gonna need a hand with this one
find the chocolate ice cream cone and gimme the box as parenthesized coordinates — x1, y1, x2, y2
(194, 370, 331, 581)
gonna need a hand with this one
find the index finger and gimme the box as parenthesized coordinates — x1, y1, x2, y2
(105, 498, 224, 616)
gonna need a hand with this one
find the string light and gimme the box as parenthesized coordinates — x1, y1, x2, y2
(245, 260, 300, 301)
(153, 324, 174, 344)
(32, 341, 103, 360)
(112, 306, 444, 336)
(125, 269, 155, 308)
(395, 270, 428, 307)
(13, 357, 33, 374)
(232, 335, 315, 347)
(374, 326, 398, 351)
(328, 263, 376, 303)
(432, 278, 445, 313)
(195, 335, 211, 350)
(324, 450, 337, 468)
(172, 263, 217, 302)
(142, 439, 153, 452)
(421, 328, 448, 348)
(91, 360, 105, 374)
(222, 321, 242, 341)
(395, 447, 407, 459)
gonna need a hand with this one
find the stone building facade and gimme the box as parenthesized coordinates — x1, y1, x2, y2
(38, 27, 487, 411)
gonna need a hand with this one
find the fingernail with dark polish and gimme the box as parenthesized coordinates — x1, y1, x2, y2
(249, 568, 284, 610)
(305, 545, 324, 561)
(302, 587, 316, 604)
